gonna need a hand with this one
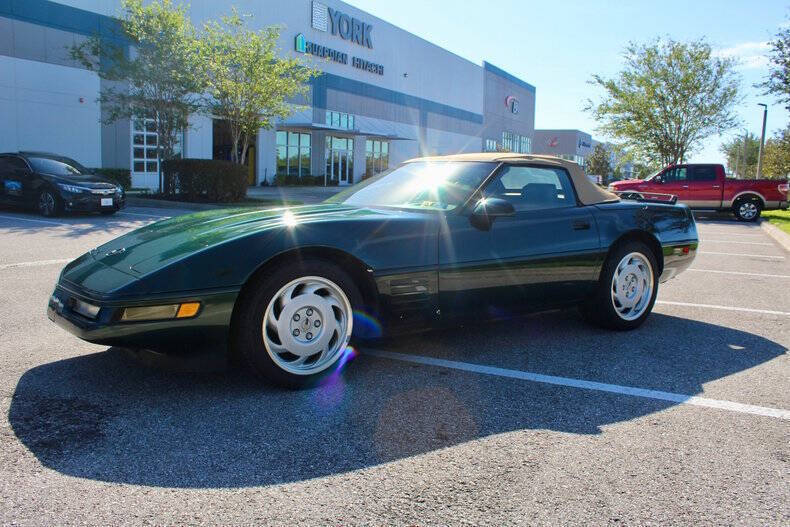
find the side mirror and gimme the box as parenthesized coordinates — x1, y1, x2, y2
(653, 175, 663, 184)
(470, 197, 514, 230)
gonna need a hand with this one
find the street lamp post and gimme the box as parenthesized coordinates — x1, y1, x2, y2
(756, 103, 768, 179)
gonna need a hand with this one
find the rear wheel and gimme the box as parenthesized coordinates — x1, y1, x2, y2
(581, 241, 658, 330)
(733, 197, 761, 222)
(37, 189, 62, 217)
(231, 260, 361, 388)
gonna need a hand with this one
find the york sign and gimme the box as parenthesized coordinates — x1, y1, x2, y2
(312, 2, 373, 49)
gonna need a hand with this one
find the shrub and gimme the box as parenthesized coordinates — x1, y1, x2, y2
(162, 158, 247, 202)
(90, 168, 131, 190)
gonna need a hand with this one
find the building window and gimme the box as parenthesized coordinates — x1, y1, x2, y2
(132, 118, 160, 174)
(325, 110, 355, 130)
(365, 139, 389, 178)
(501, 131, 531, 154)
(131, 117, 183, 190)
(276, 131, 312, 178)
(484, 139, 498, 152)
(557, 154, 586, 167)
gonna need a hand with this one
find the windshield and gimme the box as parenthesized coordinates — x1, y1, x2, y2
(27, 156, 88, 176)
(327, 161, 498, 210)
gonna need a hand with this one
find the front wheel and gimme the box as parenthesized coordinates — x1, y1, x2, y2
(231, 260, 362, 388)
(581, 241, 658, 330)
(733, 198, 761, 222)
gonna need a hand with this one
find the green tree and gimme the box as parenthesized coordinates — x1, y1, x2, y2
(758, 22, 790, 112)
(720, 132, 760, 178)
(763, 126, 790, 179)
(585, 144, 613, 180)
(201, 11, 318, 165)
(632, 162, 660, 180)
(70, 0, 204, 192)
(586, 38, 741, 167)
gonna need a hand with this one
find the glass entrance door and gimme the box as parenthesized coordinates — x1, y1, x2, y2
(326, 136, 354, 185)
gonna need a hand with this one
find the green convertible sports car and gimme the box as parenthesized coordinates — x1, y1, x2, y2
(48, 153, 698, 387)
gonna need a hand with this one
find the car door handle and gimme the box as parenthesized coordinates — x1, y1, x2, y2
(682, 185, 689, 189)
(712, 185, 720, 189)
(572, 220, 591, 230)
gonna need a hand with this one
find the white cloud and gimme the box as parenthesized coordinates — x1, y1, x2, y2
(714, 41, 770, 70)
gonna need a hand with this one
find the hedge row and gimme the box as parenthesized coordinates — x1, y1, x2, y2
(90, 168, 131, 190)
(162, 158, 248, 202)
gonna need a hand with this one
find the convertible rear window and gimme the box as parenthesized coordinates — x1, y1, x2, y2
(328, 161, 497, 211)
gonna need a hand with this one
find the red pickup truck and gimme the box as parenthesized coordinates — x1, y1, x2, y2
(609, 164, 789, 221)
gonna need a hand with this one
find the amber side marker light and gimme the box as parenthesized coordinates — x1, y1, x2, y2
(176, 302, 201, 318)
(120, 302, 201, 322)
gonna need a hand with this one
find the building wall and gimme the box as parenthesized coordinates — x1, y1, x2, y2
(1, 0, 538, 189)
(482, 62, 536, 149)
(0, 54, 101, 166)
(533, 129, 593, 161)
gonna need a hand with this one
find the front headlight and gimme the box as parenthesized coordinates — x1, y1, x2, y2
(57, 183, 89, 193)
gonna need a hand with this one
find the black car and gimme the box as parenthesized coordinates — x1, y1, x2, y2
(0, 152, 125, 216)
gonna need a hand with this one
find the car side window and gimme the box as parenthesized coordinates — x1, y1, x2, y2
(483, 165, 576, 212)
(663, 167, 687, 183)
(690, 166, 716, 182)
(4, 157, 30, 173)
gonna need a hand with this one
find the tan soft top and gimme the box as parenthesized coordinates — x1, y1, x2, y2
(405, 153, 619, 206)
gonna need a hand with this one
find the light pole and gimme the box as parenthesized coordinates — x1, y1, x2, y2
(756, 103, 768, 179)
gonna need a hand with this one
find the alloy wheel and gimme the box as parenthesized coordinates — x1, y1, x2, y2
(610, 252, 654, 321)
(38, 192, 55, 216)
(261, 276, 353, 375)
(738, 202, 758, 220)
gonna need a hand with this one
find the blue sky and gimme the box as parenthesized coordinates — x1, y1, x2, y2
(345, 0, 790, 165)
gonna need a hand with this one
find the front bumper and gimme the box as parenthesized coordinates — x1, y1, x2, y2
(47, 283, 238, 354)
(61, 191, 126, 212)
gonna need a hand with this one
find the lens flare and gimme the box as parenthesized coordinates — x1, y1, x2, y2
(353, 309, 383, 338)
(314, 346, 359, 408)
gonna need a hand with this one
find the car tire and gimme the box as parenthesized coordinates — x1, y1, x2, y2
(231, 259, 363, 388)
(733, 197, 762, 222)
(581, 241, 658, 331)
(37, 189, 62, 217)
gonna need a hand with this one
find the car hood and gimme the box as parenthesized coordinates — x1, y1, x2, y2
(609, 179, 643, 189)
(41, 173, 118, 189)
(82, 203, 402, 277)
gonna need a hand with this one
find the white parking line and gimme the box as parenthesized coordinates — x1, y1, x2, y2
(656, 300, 790, 316)
(700, 239, 774, 246)
(363, 349, 790, 420)
(0, 214, 64, 226)
(688, 268, 790, 279)
(699, 251, 785, 260)
(0, 258, 73, 271)
(696, 232, 765, 238)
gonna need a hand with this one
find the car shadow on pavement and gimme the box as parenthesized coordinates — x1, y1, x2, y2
(8, 311, 786, 489)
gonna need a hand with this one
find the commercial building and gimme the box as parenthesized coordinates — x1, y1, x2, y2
(532, 129, 594, 167)
(0, 0, 537, 189)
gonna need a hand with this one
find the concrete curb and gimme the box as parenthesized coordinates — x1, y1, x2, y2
(761, 220, 790, 252)
(126, 196, 224, 211)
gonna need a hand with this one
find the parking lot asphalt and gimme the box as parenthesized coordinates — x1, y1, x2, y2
(0, 206, 788, 525)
